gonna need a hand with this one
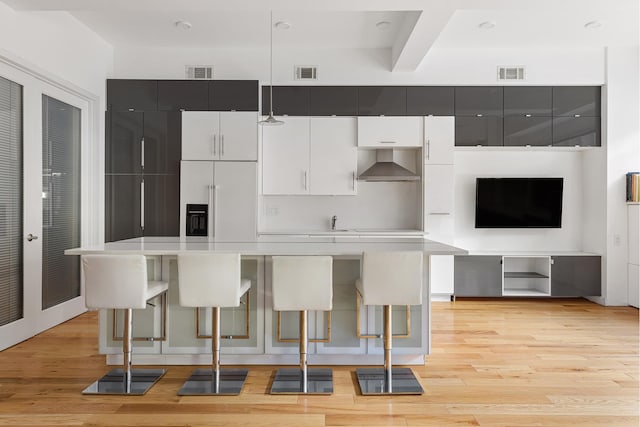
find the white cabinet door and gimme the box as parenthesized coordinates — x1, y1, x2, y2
(182, 112, 220, 160)
(219, 112, 258, 161)
(430, 255, 454, 294)
(424, 164, 454, 240)
(262, 117, 310, 195)
(179, 160, 214, 238)
(357, 117, 423, 147)
(309, 117, 357, 195)
(214, 162, 257, 242)
(424, 116, 455, 164)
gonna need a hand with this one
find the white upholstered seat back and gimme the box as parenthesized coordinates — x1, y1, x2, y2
(358, 251, 423, 306)
(82, 254, 151, 309)
(272, 256, 333, 311)
(177, 253, 245, 308)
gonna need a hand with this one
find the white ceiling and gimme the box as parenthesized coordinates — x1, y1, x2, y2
(2, 0, 638, 71)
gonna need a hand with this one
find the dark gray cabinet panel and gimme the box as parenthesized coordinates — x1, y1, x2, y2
(504, 116, 552, 146)
(143, 112, 181, 174)
(454, 87, 503, 116)
(551, 256, 601, 296)
(308, 86, 358, 116)
(261, 86, 309, 116)
(504, 87, 552, 116)
(552, 86, 601, 117)
(357, 86, 406, 116)
(552, 116, 600, 147)
(406, 86, 454, 116)
(143, 174, 180, 237)
(157, 80, 208, 111)
(107, 111, 143, 174)
(210, 80, 258, 111)
(107, 79, 158, 111)
(105, 174, 143, 242)
(454, 256, 503, 297)
(455, 116, 503, 146)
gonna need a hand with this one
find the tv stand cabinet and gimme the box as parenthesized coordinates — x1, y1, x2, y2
(454, 252, 601, 298)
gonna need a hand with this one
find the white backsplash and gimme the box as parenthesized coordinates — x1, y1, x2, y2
(259, 181, 421, 232)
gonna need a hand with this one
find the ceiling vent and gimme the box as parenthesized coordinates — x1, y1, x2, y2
(185, 65, 214, 80)
(497, 66, 525, 81)
(295, 66, 318, 80)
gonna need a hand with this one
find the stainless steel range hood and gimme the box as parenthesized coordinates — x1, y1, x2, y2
(358, 149, 420, 182)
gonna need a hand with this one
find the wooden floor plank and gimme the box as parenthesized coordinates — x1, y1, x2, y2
(0, 299, 637, 426)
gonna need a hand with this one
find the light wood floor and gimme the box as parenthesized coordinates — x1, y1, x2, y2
(0, 299, 637, 426)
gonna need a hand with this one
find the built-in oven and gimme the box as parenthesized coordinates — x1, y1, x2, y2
(186, 204, 208, 236)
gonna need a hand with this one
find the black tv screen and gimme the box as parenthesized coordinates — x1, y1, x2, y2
(475, 178, 563, 228)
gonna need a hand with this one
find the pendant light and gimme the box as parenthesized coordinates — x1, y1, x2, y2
(259, 11, 284, 126)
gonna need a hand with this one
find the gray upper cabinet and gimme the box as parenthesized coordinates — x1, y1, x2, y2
(552, 116, 601, 147)
(157, 80, 208, 112)
(504, 116, 552, 146)
(142, 111, 182, 175)
(552, 86, 601, 117)
(107, 111, 144, 174)
(406, 86, 454, 116)
(455, 116, 503, 146)
(454, 256, 502, 297)
(504, 86, 552, 116)
(308, 86, 358, 116)
(107, 79, 158, 111)
(454, 86, 503, 116)
(262, 86, 309, 116)
(357, 86, 406, 116)
(209, 80, 258, 111)
(551, 256, 601, 296)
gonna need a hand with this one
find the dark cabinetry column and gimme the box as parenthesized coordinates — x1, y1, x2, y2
(105, 174, 143, 242)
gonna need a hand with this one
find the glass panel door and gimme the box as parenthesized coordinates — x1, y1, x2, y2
(42, 95, 81, 309)
(0, 76, 23, 326)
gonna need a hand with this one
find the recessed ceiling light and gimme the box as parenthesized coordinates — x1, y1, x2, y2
(174, 20, 192, 30)
(376, 21, 391, 30)
(584, 20, 602, 29)
(478, 21, 496, 29)
(275, 21, 291, 30)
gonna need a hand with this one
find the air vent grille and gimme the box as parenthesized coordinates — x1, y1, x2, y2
(497, 66, 525, 81)
(185, 65, 214, 80)
(295, 66, 318, 80)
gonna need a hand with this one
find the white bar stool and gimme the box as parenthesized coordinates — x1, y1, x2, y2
(270, 256, 333, 394)
(81, 254, 168, 395)
(355, 251, 425, 395)
(177, 253, 251, 395)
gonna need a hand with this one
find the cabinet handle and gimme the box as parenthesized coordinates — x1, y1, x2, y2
(140, 137, 145, 169)
(212, 185, 218, 238)
(303, 171, 308, 191)
(352, 171, 356, 191)
(207, 185, 216, 239)
(221, 135, 225, 157)
(379, 141, 397, 144)
(140, 179, 145, 230)
(213, 135, 217, 156)
(426, 139, 430, 160)
(428, 212, 450, 215)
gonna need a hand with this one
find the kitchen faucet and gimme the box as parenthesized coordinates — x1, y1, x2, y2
(331, 215, 337, 231)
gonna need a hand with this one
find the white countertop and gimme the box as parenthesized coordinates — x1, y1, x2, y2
(259, 229, 426, 237)
(65, 236, 467, 256)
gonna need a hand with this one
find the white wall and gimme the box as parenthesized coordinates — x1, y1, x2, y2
(453, 150, 585, 252)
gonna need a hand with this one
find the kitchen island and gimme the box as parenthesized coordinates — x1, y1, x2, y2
(66, 236, 466, 366)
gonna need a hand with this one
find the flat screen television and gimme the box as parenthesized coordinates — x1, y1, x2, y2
(475, 178, 563, 228)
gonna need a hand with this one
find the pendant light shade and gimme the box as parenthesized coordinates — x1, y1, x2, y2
(259, 11, 284, 126)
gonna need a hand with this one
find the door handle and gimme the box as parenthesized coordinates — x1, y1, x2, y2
(26, 234, 38, 241)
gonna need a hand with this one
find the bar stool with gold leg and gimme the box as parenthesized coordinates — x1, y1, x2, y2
(355, 251, 424, 395)
(176, 253, 251, 395)
(270, 256, 333, 394)
(81, 254, 168, 395)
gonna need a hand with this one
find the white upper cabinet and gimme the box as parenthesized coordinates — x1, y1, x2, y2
(262, 117, 310, 195)
(357, 117, 423, 147)
(309, 118, 357, 195)
(182, 111, 257, 161)
(262, 117, 358, 196)
(424, 116, 455, 165)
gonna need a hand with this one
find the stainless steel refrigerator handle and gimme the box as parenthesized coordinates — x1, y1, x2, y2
(213, 135, 217, 156)
(221, 135, 225, 157)
(140, 179, 145, 230)
(141, 137, 145, 169)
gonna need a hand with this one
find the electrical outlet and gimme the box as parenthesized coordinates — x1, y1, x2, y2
(614, 234, 621, 247)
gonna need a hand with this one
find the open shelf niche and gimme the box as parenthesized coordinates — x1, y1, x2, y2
(502, 256, 551, 296)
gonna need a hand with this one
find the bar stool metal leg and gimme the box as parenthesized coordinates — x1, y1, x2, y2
(356, 305, 424, 395)
(178, 307, 248, 396)
(270, 310, 333, 394)
(83, 308, 166, 395)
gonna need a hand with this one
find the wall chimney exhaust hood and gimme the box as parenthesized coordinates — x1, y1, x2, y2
(358, 149, 419, 182)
